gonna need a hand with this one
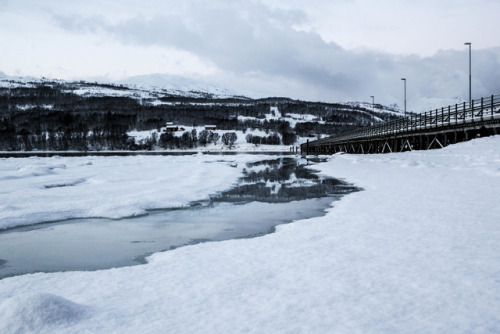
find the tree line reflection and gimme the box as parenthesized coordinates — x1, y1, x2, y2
(211, 158, 359, 204)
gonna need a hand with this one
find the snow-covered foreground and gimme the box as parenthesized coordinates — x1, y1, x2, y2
(1, 137, 500, 333)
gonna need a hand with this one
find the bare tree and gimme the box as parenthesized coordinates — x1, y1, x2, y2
(221, 132, 237, 148)
(212, 132, 220, 145)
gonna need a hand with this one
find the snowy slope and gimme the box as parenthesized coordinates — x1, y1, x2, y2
(115, 73, 242, 98)
(0, 136, 499, 333)
(346, 101, 402, 115)
(0, 73, 247, 100)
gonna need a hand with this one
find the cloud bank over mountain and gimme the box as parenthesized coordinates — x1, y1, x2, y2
(1, 0, 500, 110)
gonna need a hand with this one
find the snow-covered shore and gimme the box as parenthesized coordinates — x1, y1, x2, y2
(0, 154, 259, 230)
(1, 136, 499, 333)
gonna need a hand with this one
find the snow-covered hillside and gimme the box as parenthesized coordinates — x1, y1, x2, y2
(0, 73, 407, 151)
(0, 73, 248, 102)
(115, 73, 244, 98)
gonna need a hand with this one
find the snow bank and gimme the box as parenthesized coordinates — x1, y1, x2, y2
(0, 293, 91, 334)
(1, 136, 499, 333)
(0, 154, 248, 229)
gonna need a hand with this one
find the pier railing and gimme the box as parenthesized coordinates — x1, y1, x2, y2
(308, 94, 500, 146)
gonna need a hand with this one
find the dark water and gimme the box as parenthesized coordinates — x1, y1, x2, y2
(0, 157, 358, 279)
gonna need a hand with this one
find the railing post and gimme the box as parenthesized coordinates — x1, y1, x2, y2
(455, 104, 458, 124)
(481, 97, 484, 121)
(441, 107, 444, 126)
(492, 95, 495, 120)
(471, 100, 474, 123)
(463, 102, 466, 123)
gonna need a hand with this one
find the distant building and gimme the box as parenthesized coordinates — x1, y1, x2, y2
(165, 125, 179, 132)
(205, 125, 217, 131)
(164, 122, 179, 132)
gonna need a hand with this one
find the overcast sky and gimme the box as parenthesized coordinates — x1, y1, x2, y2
(1, 0, 499, 109)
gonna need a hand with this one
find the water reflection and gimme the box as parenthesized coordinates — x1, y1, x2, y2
(0, 157, 359, 279)
(211, 158, 357, 203)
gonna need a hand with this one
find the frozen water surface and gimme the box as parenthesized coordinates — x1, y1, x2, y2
(0, 157, 357, 279)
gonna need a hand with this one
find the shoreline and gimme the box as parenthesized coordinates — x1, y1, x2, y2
(0, 150, 297, 158)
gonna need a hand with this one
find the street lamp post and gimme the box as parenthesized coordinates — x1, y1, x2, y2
(464, 42, 471, 106)
(370, 95, 374, 112)
(401, 78, 406, 117)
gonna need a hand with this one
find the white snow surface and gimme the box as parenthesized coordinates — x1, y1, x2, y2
(237, 107, 324, 128)
(1, 136, 500, 333)
(0, 154, 244, 229)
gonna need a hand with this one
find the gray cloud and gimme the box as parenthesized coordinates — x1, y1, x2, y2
(49, 1, 500, 109)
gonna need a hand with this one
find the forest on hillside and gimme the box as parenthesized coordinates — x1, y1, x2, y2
(0, 81, 401, 151)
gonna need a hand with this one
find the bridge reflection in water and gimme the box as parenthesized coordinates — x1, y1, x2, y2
(302, 94, 500, 155)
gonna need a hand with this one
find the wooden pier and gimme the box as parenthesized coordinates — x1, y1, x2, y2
(301, 94, 500, 155)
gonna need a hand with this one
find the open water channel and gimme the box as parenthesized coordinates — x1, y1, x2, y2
(0, 156, 359, 279)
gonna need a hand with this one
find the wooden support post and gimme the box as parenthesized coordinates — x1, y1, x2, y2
(382, 141, 392, 153)
(400, 138, 412, 152)
(427, 137, 440, 150)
